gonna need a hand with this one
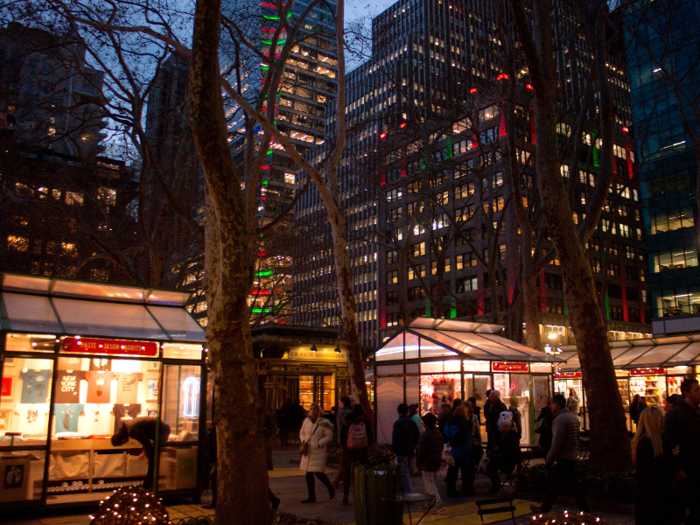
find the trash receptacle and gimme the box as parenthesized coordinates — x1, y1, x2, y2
(353, 462, 404, 525)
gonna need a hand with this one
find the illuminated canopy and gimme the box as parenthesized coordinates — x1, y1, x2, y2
(375, 318, 561, 363)
(557, 334, 700, 372)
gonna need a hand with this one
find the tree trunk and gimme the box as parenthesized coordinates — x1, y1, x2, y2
(511, 0, 631, 471)
(328, 208, 372, 417)
(190, 0, 272, 522)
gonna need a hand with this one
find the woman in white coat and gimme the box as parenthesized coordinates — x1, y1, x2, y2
(299, 403, 335, 503)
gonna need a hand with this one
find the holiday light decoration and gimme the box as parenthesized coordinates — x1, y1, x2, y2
(91, 487, 171, 525)
(530, 511, 607, 525)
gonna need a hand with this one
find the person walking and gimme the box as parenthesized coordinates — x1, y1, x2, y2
(531, 394, 590, 514)
(339, 404, 373, 505)
(485, 390, 506, 450)
(111, 417, 170, 490)
(392, 403, 420, 492)
(465, 400, 482, 496)
(633, 407, 670, 525)
(416, 413, 445, 514)
(486, 419, 521, 494)
(443, 404, 472, 497)
(299, 403, 335, 504)
(663, 377, 700, 523)
(332, 396, 353, 489)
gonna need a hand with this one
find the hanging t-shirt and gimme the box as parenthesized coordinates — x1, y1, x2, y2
(115, 373, 143, 404)
(57, 356, 83, 370)
(83, 404, 113, 436)
(89, 358, 112, 371)
(54, 404, 84, 433)
(113, 404, 141, 433)
(18, 404, 49, 436)
(85, 371, 115, 404)
(55, 371, 85, 403)
(20, 369, 51, 404)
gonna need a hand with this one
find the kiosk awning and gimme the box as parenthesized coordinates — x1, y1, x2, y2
(0, 274, 205, 343)
(375, 318, 561, 362)
(557, 334, 700, 371)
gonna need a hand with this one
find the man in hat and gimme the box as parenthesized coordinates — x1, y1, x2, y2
(531, 394, 590, 514)
(111, 417, 171, 490)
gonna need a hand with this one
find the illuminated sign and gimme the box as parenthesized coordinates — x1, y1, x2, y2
(492, 362, 529, 372)
(630, 368, 665, 376)
(288, 349, 346, 361)
(555, 372, 582, 379)
(62, 337, 158, 357)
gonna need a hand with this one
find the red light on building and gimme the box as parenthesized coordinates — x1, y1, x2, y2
(525, 83, 533, 90)
(379, 132, 387, 139)
(251, 290, 271, 295)
(257, 251, 267, 257)
(496, 73, 509, 81)
(622, 126, 629, 133)
(400, 122, 407, 128)
(469, 88, 478, 94)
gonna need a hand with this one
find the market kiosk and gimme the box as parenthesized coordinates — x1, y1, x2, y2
(0, 273, 207, 508)
(373, 318, 561, 446)
(557, 335, 700, 430)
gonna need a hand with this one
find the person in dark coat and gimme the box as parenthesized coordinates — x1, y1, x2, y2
(486, 419, 521, 494)
(443, 404, 472, 497)
(633, 407, 671, 525)
(112, 417, 171, 490)
(339, 404, 373, 505)
(630, 394, 641, 429)
(392, 403, 420, 493)
(416, 413, 445, 513)
(536, 401, 555, 454)
(485, 390, 506, 450)
(468, 397, 482, 425)
(663, 377, 700, 523)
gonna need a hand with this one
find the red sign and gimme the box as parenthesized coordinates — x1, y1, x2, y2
(555, 372, 582, 379)
(631, 368, 665, 376)
(62, 338, 158, 357)
(492, 362, 529, 372)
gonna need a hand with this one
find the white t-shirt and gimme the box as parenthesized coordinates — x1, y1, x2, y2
(17, 404, 49, 436)
(82, 404, 113, 436)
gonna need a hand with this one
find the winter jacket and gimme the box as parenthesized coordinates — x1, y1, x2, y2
(470, 413, 482, 447)
(416, 427, 443, 472)
(636, 435, 671, 525)
(411, 413, 423, 435)
(490, 429, 521, 473)
(299, 416, 333, 472)
(486, 400, 507, 435)
(392, 415, 420, 457)
(336, 406, 352, 444)
(567, 395, 580, 415)
(664, 400, 700, 479)
(546, 408, 580, 463)
(443, 415, 472, 463)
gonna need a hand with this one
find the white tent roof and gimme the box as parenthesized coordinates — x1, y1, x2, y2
(557, 334, 700, 372)
(375, 318, 561, 363)
(0, 273, 205, 343)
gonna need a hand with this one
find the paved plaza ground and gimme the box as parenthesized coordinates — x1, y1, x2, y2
(9, 445, 635, 525)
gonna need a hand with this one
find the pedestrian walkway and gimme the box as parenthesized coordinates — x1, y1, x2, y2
(7, 445, 635, 525)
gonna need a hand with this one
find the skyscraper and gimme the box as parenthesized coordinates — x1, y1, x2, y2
(623, 0, 700, 333)
(0, 22, 106, 158)
(293, 0, 650, 348)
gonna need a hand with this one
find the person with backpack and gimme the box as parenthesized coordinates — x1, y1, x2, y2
(416, 413, 445, 514)
(339, 404, 373, 505)
(508, 396, 522, 440)
(486, 390, 506, 450)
